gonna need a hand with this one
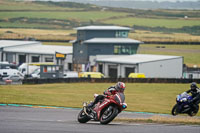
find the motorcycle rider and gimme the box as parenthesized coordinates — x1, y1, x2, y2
(186, 82, 200, 112)
(87, 82, 126, 108)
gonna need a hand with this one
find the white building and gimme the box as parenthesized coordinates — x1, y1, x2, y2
(91, 54, 183, 78)
(0, 40, 73, 70)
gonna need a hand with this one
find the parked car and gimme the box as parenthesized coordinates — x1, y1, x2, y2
(2, 75, 24, 82)
(30, 68, 40, 79)
(79, 72, 104, 78)
(0, 69, 23, 77)
(128, 73, 146, 78)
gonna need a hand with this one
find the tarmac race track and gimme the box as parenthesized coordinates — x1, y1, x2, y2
(0, 106, 200, 133)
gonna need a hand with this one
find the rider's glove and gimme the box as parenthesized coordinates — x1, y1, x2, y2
(103, 90, 108, 95)
(188, 99, 193, 103)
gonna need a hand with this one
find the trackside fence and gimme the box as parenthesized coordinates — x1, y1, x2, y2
(22, 78, 200, 84)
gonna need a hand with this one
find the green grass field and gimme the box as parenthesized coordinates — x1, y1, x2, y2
(0, 0, 79, 11)
(104, 17, 200, 28)
(0, 22, 54, 29)
(0, 0, 200, 36)
(1, 11, 199, 29)
(138, 44, 200, 65)
(0, 11, 128, 22)
(139, 44, 200, 65)
(0, 83, 199, 116)
(130, 30, 200, 42)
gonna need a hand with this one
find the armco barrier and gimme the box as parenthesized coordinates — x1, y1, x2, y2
(22, 78, 200, 84)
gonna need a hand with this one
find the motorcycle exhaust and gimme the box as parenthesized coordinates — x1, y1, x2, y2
(83, 102, 89, 116)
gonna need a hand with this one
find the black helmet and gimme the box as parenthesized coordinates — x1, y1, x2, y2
(190, 82, 198, 91)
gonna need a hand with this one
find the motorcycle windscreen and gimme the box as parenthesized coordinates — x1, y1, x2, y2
(114, 93, 125, 104)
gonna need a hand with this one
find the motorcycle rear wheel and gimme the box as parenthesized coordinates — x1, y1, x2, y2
(171, 104, 179, 116)
(100, 105, 118, 124)
(188, 105, 199, 117)
(77, 109, 91, 123)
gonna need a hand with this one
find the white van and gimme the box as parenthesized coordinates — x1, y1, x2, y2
(18, 63, 39, 75)
(18, 62, 54, 76)
(63, 71, 78, 78)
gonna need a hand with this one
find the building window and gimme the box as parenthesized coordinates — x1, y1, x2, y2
(68, 63, 72, 71)
(116, 31, 128, 38)
(79, 50, 83, 54)
(43, 66, 57, 73)
(114, 45, 135, 55)
(45, 57, 53, 62)
(19, 55, 26, 65)
(32, 56, 40, 62)
(6, 53, 14, 63)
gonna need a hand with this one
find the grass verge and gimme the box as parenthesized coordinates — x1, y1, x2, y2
(115, 116, 200, 125)
(0, 83, 199, 116)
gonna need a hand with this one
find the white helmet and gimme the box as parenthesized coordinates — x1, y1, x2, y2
(115, 82, 125, 92)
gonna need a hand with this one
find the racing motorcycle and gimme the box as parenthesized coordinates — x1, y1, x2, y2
(171, 92, 199, 116)
(77, 93, 127, 124)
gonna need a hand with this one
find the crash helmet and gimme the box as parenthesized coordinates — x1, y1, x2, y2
(190, 82, 198, 92)
(115, 82, 126, 92)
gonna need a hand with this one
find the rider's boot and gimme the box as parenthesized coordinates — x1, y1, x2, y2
(87, 102, 94, 109)
(193, 104, 199, 113)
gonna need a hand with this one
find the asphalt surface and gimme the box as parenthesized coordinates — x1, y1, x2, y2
(0, 106, 200, 133)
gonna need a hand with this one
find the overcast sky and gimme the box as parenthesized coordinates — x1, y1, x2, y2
(35, 0, 198, 1)
(138, 0, 198, 1)
(23, 0, 199, 2)
(69, 0, 198, 1)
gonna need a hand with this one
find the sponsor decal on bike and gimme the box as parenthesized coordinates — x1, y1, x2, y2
(99, 100, 110, 108)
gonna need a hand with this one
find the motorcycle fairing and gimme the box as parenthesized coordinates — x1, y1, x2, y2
(93, 98, 112, 120)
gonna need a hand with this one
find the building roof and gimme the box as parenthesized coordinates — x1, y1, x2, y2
(75, 26, 131, 31)
(0, 40, 41, 48)
(84, 38, 142, 44)
(4, 45, 72, 55)
(96, 54, 182, 64)
(1, 40, 72, 54)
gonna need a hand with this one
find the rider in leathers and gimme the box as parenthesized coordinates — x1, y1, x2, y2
(88, 82, 126, 108)
(186, 82, 200, 112)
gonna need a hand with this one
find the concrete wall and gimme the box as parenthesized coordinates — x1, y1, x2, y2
(73, 42, 88, 64)
(138, 57, 183, 78)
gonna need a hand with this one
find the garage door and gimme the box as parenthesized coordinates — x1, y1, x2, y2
(109, 65, 118, 78)
(125, 67, 135, 77)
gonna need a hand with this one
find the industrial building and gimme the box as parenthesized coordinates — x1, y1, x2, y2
(73, 26, 142, 71)
(91, 54, 183, 78)
(0, 40, 73, 70)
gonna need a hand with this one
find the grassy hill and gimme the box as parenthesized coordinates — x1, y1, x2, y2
(0, 0, 200, 34)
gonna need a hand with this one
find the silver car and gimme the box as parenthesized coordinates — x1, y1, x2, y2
(3, 75, 24, 82)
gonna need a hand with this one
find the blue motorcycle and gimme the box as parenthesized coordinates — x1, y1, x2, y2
(171, 92, 199, 116)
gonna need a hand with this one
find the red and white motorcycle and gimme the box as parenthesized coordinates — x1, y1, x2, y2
(77, 93, 127, 124)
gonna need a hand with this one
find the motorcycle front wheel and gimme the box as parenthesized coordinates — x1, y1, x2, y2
(171, 104, 179, 116)
(77, 109, 91, 123)
(100, 105, 118, 124)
